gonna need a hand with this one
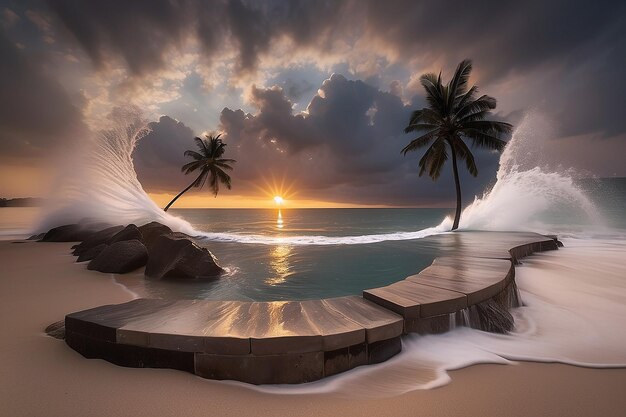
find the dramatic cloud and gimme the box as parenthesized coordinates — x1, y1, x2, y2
(1, 0, 625, 203)
(214, 75, 501, 204)
(134, 115, 195, 193)
(0, 28, 85, 159)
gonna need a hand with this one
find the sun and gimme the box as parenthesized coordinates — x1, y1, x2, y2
(273, 196, 284, 205)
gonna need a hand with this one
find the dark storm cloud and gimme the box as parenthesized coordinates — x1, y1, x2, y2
(133, 115, 196, 193)
(46, 0, 348, 75)
(132, 74, 497, 204)
(0, 28, 85, 158)
(2, 0, 626, 204)
(44, 0, 626, 138)
(214, 75, 501, 204)
(46, 0, 189, 75)
(361, 0, 626, 136)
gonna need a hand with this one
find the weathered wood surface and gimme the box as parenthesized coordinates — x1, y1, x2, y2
(64, 231, 560, 384)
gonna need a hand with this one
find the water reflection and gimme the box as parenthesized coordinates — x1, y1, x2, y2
(266, 244, 292, 285)
(276, 209, 284, 229)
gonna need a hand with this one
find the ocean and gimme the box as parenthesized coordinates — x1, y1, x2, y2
(1, 112, 625, 393)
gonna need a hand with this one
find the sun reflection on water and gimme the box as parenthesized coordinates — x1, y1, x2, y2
(276, 209, 284, 229)
(266, 244, 292, 286)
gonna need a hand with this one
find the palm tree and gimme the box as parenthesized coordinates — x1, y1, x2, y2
(402, 59, 512, 231)
(163, 134, 236, 211)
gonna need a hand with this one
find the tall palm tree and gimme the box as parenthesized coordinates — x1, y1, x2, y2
(163, 134, 236, 212)
(402, 59, 512, 231)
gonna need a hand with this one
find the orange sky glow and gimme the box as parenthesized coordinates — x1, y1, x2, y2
(147, 192, 400, 209)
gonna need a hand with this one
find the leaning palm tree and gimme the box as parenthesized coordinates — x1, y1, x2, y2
(402, 59, 512, 231)
(163, 134, 236, 211)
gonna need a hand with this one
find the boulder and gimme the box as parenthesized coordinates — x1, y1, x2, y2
(45, 321, 65, 340)
(72, 225, 124, 256)
(138, 221, 173, 250)
(87, 240, 148, 274)
(41, 224, 96, 242)
(77, 243, 108, 262)
(27, 233, 45, 241)
(145, 234, 223, 280)
(107, 224, 142, 245)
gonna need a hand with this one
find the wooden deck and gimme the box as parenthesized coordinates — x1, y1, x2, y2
(64, 231, 560, 384)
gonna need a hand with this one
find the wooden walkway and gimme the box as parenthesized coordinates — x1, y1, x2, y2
(64, 231, 560, 384)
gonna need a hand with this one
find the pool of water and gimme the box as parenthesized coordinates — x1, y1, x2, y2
(115, 208, 452, 301)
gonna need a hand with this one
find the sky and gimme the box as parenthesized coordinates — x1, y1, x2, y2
(0, 0, 625, 208)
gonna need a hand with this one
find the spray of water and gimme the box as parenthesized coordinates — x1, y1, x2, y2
(35, 108, 626, 395)
(441, 112, 602, 233)
(39, 107, 195, 234)
(40, 109, 601, 245)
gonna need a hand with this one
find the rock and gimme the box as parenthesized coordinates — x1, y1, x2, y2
(107, 224, 142, 245)
(76, 243, 108, 262)
(27, 233, 45, 241)
(138, 221, 173, 250)
(72, 225, 124, 256)
(45, 321, 65, 340)
(40, 224, 96, 242)
(87, 240, 148, 274)
(145, 234, 223, 280)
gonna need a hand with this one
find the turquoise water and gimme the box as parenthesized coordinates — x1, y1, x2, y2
(118, 178, 626, 301)
(133, 208, 452, 301)
(2, 178, 624, 302)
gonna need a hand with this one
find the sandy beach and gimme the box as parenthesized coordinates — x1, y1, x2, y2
(1, 240, 625, 417)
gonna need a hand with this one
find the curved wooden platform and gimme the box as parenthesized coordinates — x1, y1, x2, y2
(64, 231, 560, 384)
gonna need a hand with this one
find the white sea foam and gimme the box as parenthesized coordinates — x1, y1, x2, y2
(448, 112, 602, 232)
(37, 108, 626, 395)
(195, 226, 446, 246)
(249, 237, 626, 397)
(39, 107, 197, 235)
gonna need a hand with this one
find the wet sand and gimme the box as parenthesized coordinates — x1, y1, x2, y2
(1, 240, 625, 417)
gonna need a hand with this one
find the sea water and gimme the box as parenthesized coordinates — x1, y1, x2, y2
(2, 109, 625, 393)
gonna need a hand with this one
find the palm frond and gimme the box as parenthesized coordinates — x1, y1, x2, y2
(462, 129, 507, 151)
(454, 85, 478, 109)
(207, 168, 217, 196)
(453, 137, 478, 177)
(194, 137, 208, 155)
(417, 141, 438, 177)
(427, 139, 448, 179)
(214, 160, 235, 171)
(420, 73, 446, 114)
(214, 167, 232, 190)
(193, 169, 209, 188)
(417, 138, 447, 179)
(462, 120, 513, 135)
(458, 109, 492, 123)
(448, 59, 472, 100)
(401, 130, 439, 155)
(181, 160, 204, 174)
(184, 150, 205, 160)
(407, 110, 424, 126)
(404, 123, 438, 134)
(455, 94, 496, 119)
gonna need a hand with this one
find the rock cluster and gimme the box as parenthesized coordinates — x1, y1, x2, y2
(37, 221, 223, 280)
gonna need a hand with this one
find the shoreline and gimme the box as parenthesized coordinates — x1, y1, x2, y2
(1, 240, 626, 416)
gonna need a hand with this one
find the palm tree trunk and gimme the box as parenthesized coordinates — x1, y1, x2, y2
(450, 143, 462, 231)
(163, 176, 199, 212)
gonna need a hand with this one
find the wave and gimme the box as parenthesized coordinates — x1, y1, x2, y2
(40, 108, 600, 247)
(196, 225, 446, 245)
(35, 107, 626, 396)
(39, 107, 197, 235)
(451, 112, 601, 233)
